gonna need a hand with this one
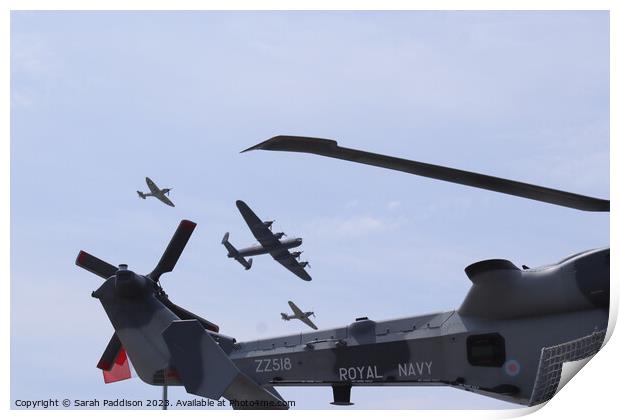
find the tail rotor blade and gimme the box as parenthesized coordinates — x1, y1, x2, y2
(149, 220, 196, 282)
(97, 333, 122, 371)
(102, 348, 131, 384)
(76, 251, 117, 279)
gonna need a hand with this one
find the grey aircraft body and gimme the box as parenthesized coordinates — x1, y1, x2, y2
(137, 177, 175, 207)
(222, 200, 311, 281)
(281, 301, 318, 330)
(76, 136, 609, 409)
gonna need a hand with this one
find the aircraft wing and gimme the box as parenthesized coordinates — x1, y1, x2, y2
(300, 316, 318, 330)
(145, 177, 160, 194)
(155, 192, 175, 207)
(287, 300, 305, 317)
(236, 200, 280, 248)
(272, 249, 312, 281)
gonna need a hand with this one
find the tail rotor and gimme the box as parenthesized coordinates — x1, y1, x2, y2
(76, 219, 220, 384)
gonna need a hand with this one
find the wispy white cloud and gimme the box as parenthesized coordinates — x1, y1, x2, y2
(336, 215, 385, 235)
(11, 37, 55, 77)
(305, 214, 408, 238)
(11, 34, 59, 110)
(387, 200, 401, 210)
(10, 88, 36, 109)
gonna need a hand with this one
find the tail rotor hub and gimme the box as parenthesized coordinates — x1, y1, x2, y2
(114, 264, 151, 298)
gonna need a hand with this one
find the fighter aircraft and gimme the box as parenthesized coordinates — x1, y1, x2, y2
(281, 301, 318, 330)
(137, 177, 175, 207)
(221, 200, 311, 281)
(76, 136, 609, 409)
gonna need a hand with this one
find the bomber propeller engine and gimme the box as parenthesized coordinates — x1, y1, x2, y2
(75, 220, 219, 383)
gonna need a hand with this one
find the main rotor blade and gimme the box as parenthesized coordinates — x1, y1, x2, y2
(75, 250, 117, 279)
(242, 136, 610, 212)
(149, 220, 197, 282)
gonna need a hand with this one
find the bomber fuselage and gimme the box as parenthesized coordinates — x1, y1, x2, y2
(234, 238, 302, 257)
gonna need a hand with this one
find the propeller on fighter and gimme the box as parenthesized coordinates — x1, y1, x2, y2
(75, 220, 219, 377)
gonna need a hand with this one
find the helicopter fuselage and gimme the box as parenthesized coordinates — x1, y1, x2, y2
(227, 247, 609, 406)
(92, 246, 608, 407)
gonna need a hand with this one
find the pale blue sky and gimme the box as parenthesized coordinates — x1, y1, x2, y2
(11, 11, 609, 409)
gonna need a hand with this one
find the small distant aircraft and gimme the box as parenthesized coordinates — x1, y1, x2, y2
(222, 200, 311, 281)
(137, 177, 175, 207)
(281, 300, 318, 330)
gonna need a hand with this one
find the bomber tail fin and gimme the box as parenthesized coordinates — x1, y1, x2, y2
(222, 233, 253, 270)
(137, 191, 146, 199)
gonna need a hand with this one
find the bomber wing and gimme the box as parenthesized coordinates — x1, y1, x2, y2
(236, 200, 310, 280)
(236, 200, 280, 248)
(272, 249, 312, 281)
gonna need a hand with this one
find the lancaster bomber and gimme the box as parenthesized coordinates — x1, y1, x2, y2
(137, 177, 175, 207)
(76, 136, 609, 409)
(222, 200, 311, 281)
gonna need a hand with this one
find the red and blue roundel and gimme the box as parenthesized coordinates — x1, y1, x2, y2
(504, 359, 521, 376)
